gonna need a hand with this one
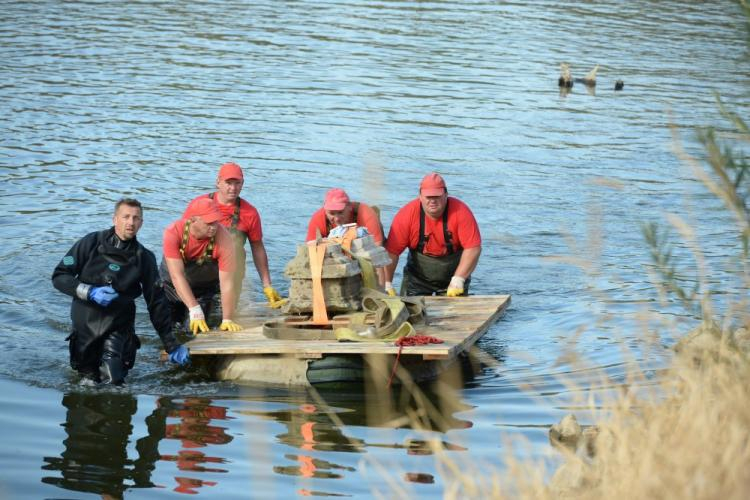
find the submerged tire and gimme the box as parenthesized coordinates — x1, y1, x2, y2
(307, 355, 364, 389)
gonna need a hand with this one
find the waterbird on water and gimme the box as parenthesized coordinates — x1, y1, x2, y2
(576, 64, 598, 86)
(558, 63, 598, 87)
(558, 64, 623, 91)
(558, 63, 573, 88)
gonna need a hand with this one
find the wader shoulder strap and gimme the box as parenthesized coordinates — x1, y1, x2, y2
(443, 199, 454, 254)
(416, 200, 454, 254)
(370, 205, 386, 242)
(352, 202, 359, 220)
(180, 220, 215, 265)
(208, 193, 241, 230)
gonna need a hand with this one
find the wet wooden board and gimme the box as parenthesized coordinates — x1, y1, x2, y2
(186, 295, 510, 361)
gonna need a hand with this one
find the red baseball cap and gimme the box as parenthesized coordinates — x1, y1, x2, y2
(420, 172, 446, 196)
(218, 162, 244, 181)
(323, 188, 350, 211)
(186, 197, 223, 224)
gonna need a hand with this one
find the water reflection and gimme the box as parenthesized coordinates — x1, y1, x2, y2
(42, 392, 152, 498)
(41, 392, 233, 498)
(238, 375, 475, 494)
(264, 402, 364, 482)
(39, 370, 479, 497)
(157, 396, 233, 494)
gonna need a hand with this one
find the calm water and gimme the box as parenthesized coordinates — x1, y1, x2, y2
(1, 0, 749, 497)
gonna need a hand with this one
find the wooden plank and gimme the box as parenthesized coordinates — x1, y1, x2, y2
(295, 352, 323, 359)
(187, 295, 510, 361)
(419, 296, 510, 360)
(187, 296, 508, 357)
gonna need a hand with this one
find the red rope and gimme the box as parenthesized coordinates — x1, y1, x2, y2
(387, 335, 444, 387)
(395, 335, 444, 347)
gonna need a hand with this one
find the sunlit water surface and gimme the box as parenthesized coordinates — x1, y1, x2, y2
(1, 0, 748, 497)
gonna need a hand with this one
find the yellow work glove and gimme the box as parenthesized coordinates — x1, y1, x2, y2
(446, 276, 465, 297)
(263, 286, 287, 309)
(384, 281, 397, 297)
(220, 319, 243, 332)
(188, 304, 210, 334)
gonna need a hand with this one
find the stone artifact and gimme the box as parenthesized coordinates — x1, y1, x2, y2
(348, 234, 392, 267)
(282, 241, 362, 314)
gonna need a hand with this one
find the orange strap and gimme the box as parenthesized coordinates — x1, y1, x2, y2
(340, 225, 358, 254)
(307, 241, 329, 324)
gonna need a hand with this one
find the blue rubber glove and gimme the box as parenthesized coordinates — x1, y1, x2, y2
(168, 345, 190, 366)
(88, 285, 119, 307)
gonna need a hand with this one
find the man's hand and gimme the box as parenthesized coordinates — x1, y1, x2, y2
(168, 345, 190, 366)
(89, 285, 119, 306)
(446, 276, 465, 297)
(219, 319, 243, 332)
(263, 286, 288, 309)
(189, 304, 209, 334)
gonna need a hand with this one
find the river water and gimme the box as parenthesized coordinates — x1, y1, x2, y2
(1, 0, 748, 497)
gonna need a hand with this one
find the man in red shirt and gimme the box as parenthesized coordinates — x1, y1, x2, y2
(161, 197, 242, 334)
(384, 172, 482, 296)
(305, 188, 384, 245)
(307, 188, 386, 285)
(183, 162, 284, 309)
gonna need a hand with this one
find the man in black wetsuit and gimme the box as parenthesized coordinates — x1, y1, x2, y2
(52, 198, 190, 384)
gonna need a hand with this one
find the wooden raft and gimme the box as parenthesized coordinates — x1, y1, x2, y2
(186, 295, 510, 361)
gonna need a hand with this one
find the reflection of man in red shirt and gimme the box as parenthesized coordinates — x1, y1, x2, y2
(384, 172, 481, 296)
(159, 397, 232, 495)
(306, 188, 384, 245)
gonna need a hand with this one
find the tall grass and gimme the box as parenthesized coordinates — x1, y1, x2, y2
(508, 339, 750, 499)
(371, 2, 750, 498)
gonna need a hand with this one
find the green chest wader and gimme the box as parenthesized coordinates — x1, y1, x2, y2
(400, 201, 471, 296)
(228, 227, 247, 309)
(211, 193, 247, 309)
(159, 221, 219, 327)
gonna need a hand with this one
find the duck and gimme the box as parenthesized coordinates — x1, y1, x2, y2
(575, 64, 598, 86)
(558, 64, 599, 88)
(558, 63, 573, 88)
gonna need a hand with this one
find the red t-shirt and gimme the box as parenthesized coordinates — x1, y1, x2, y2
(306, 202, 384, 245)
(183, 194, 263, 242)
(385, 197, 481, 257)
(163, 219, 236, 272)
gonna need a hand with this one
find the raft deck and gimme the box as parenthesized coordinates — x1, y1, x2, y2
(187, 295, 510, 361)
